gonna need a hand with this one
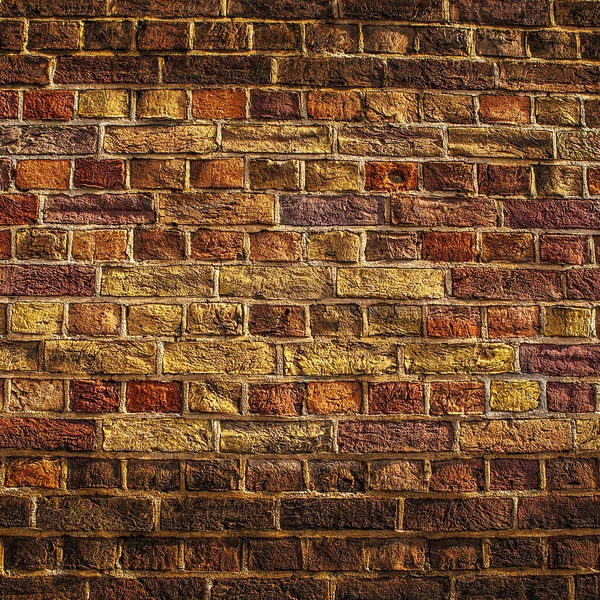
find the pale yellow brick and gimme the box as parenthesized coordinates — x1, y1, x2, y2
(104, 125, 216, 154)
(337, 268, 445, 299)
(368, 305, 422, 336)
(78, 89, 129, 118)
(103, 418, 212, 452)
(284, 341, 396, 376)
(163, 341, 276, 374)
(137, 89, 187, 119)
(101, 266, 213, 297)
(544, 306, 591, 337)
(575, 419, 600, 450)
(305, 161, 361, 192)
(405, 343, 515, 374)
(187, 303, 243, 335)
(307, 231, 360, 262)
(10, 379, 64, 412)
(0, 342, 38, 371)
(188, 381, 241, 414)
(11, 303, 63, 335)
(490, 380, 541, 412)
(45, 340, 156, 375)
(222, 124, 332, 154)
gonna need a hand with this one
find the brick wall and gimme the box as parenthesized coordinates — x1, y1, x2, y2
(0, 0, 599, 598)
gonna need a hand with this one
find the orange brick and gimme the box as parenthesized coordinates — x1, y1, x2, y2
(192, 89, 246, 119)
(190, 158, 244, 189)
(16, 160, 71, 190)
(23, 90, 75, 120)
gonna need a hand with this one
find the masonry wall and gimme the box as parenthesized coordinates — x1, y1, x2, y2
(0, 0, 599, 598)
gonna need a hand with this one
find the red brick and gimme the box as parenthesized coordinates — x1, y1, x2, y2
(0, 20, 23, 50)
(429, 381, 485, 415)
(547, 382, 595, 413)
(192, 89, 246, 119)
(392, 196, 497, 227)
(423, 161, 475, 192)
(478, 164, 531, 195)
(190, 229, 244, 261)
(369, 382, 423, 414)
(0, 90, 19, 118)
(16, 160, 71, 190)
(0, 56, 49, 85)
(548, 537, 599, 569)
(250, 231, 302, 262)
(70, 380, 120, 413)
(131, 158, 185, 189)
(246, 459, 303, 491)
(127, 381, 182, 413)
(429, 539, 482, 570)
(23, 90, 75, 121)
(521, 344, 600, 376)
(74, 158, 125, 189)
(250, 90, 300, 120)
(488, 306, 540, 338)
(0, 418, 95, 450)
(133, 229, 186, 260)
(427, 305, 481, 338)
(248, 538, 301, 571)
(547, 457, 598, 490)
(430, 459, 484, 492)
(307, 91, 361, 120)
(423, 231, 476, 262)
(366, 162, 418, 191)
(137, 20, 190, 50)
(0, 265, 95, 296)
(0, 194, 38, 225)
(28, 20, 80, 50)
(479, 94, 531, 124)
(248, 383, 304, 416)
(480, 232, 534, 263)
(490, 458, 540, 490)
(248, 304, 306, 337)
(541, 235, 590, 265)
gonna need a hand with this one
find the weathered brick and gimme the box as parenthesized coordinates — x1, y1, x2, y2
(249, 304, 305, 337)
(84, 19, 132, 50)
(5, 457, 61, 488)
(308, 381, 361, 414)
(128, 459, 180, 491)
(70, 380, 120, 413)
(74, 158, 125, 189)
(68, 303, 120, 336)
(0, 418, 95, 450)
(186, 538, 242, 571)
(55, 56, 159, 84)
(137, 20, 190, 50)
(430, 459, 485, 492)
(105, 124, 215, 154)
(449, 127, 553, 158)
(0, 265, 95, 296)
(247, 459, 303, 491)
(164, 55, 271, 84)
(392, 196, 497, 227)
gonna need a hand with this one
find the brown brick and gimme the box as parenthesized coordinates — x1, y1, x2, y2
(490, 458, 540, 490)
(481, 232, 534, 263)
(131, 158, 185, 189)
(74, 158, 125, 189)
(430, 459, 485, 492)
(366, 162, 418, 191)
(191, 158, 244, 189)
(84, 19, 132, 50)
(70, 380, 120, 413)
(479, 94, 531, 124)
(547, 457, 598, 491)
(248, 538, 301, 571)
(68, 303, 120, 336)
(5, 458, 61, 488)
(427, 305, 481, 338)
(478, 163, 531, 195)
(127, 459, 180, 491)
(250, 90, 300, 120)
(250, 231, 302, 262)
(28, 20, 80, 50)
(246, 459, 303, 491)
(430, 381, 485, 415)
(423, 161, 475, 192)
(547, 382, 595, 413)
(307, 381, 361, 414)
(307, 91, 361, 121)
(248, 383, 303, 416)
(190, 229, 244, 261)
(0, 20, 24, 51)
(137, 20, 190, 50)
(429, 538, 482, 570)
(423, 231, 476, 262)
(369, 382, 422, 414)
(306, 538, 363, 571)
(254, 23, 301, 51)
(306, 23, 359, 53)
(134, 229, 186, 260)
(541, 235, 589, 265)
(0, 90, 19, 119)
(185, 538, 242, 571)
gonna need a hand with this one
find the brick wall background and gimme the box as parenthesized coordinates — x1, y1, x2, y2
(0, 0, 599, 598)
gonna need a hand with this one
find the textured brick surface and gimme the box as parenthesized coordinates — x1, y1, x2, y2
(0, 0, 597, 593)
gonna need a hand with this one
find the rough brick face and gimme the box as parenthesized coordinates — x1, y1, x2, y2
(0, 0, 594, 592)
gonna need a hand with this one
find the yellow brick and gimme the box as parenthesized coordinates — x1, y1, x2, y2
(305, 161, 361, 192)
(575, 419, 600, 450)
(222, 124, 332, 154)
(220, 266, 333, 300)
(101, 266, 214, 297)
(72, 230, 128, 262)
(104, 125, 216, 154)
(78, 89, 129, 118)
(137, 89, 187, 119)
(163, 341, 276, 374)
(365, 91, 419, 122)
(11, 303, 63, 335)
(337, 268, 445, 299)
(460, 419, 572, 453)
(284, 341, 396, 376)
(544, 306, 591, 337)
(188, 381, 241, 414)
(0, 342, 38, 371)
(490, 380, 541, 412)
(103, 418, 212, 452)
(10, 379, 64, 411)
(187, 303, 243, 335)
(368, 305, 421, 336)
(127, 304, 183, 336)
(405, 343, 514, 374)
(307, 231, 360, 262)
(45, 340, 156, 375)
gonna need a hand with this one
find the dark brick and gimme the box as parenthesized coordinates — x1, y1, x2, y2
(75, 158, 125, 189)
(341, 0, 443, 20)
(248, 305, 306, 337)
(84, 20, 133, 50)
(0, 56, 49, 85)
(254, 23, 301, 50)
(308, 460, 365, 492)
(27, 20, 80, 51)
(137, 20, 190, 50)
(185, 538, 242, 571)
(0, 265, 95, 296)
(229, 0, 333, 18)
(163, 56, 271, 84)
(547, 382, 595, 413)
(0, 578, 85, 599)
(430, 538, 482, 570)
(248, 538, 302, 571)
(456, 576, 569, 600)
(70, 380, 120, 413)
(4, 537, 59, 570)
(280, 498, 396, 530)
(248, 383, 304, 416)
(194, 22, 248, 50)
(247, 459, 304, 491)
(110, 0, 220, 16)
(521, 344, 600, 376)
(186, 459, 240, 491)
(388, 59, 495, 90)
(134, 228, 187, 258)
(0, 417, 95, 450)
(369, 382, 423, 414)
(280, 195, 384, 226)
(55, 56, 158, 84)
(519, 496, 600, 529)
(0, 125, 97, 155)
(1, 0, 104, 16)
(365, 232, 418, 261)
(0, 20, 24, 50)
(546, 458, 598, 491)
(488, 538, 544, 568)
(250, 90, 300, 120)
(392, 197, 497, 227)
(67, 458, 121, 489)
(306, 538, 363, 571)
(548, 536, 599, 569)
(419, 27, 469, 56)
(63, 537, 119, 570)
(0, 194, 38, 225)
(89, 577, 206, 600)
(336, 578, 450, 600)
(122, 538, 179, 571)
(430, 459, 485, 492)
(278, 58, 384, 87)
(212, 579, 328, 600)
(490, 459, 540, 490)
(451, 0, 551, 25)
(127, 459, 180, 491)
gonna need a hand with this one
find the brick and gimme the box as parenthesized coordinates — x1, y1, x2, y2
(194, 21, 248, 50)
(422, 92, 474, 123)
(160, 192, 274, 225)
(16, 159, 69, 191)
(545, 306, 591, 337)
(307, 381, 361, 414)
(67, 458, 120, 489)
(250, 90, 300, 120)
(278, 57, 383, 87)
(223, 124, 330, 154)
(478, 163, 531, 195)
(212, 579, 326, 600)
(254, 23, 301, 51)
(89, 578, 205, 600)
(137, 89, 187, 120)
(5, 458, 61, 488)
(365, 539, 427, 570)
(72, 230, 128, 262)
(488, 306, 540, 338)
(221, 421, 333, 454)
(422, 231, 476, 262)
(460, 419, 572, 452)
(63, 537, 118, 570)
(137, 20, 189, 50)
(337, 579, 449, 600)
(101, 265, 212, 297)
(133, 228, 186, 260)
(480, 233, 534, 263)
(423, 161, 474, 192)
(24, 90, 75, 121)
(367, 304, 421, 336)
(126, 380, 182, 413)
(311, 304, 362, 337)
(479, 94, 530, 124)
(388, 59, 494, 90)
(541, 235, 589, 265)
(405, 343, 514, 374)
(488, 538, 544, 568)
(307, 23, 359, 53)
(122, 538, 178, 571)
(549, 537, 599, 569)
(307, 231, 360, 262)
(338, 268, 444, 299)
(338, 420, 453, 453)
(16, 228, 68, 260)
(370, 460, 426, 492)
(307, 538, 362, 571)
(0, 91, 19, 119)
(427, 305, 481, 338)
(28, 20, 80, 50)
(404, 498, 513, 531)
(164, 55, 271, 84)
(220, 266, 332, 299)
(521, 344, 600, 376)
(4, 538, 59, 569)
(127, 304, 182, 337)
(307, 90, 361, 121)
(190, 230, 244, 261)
(68, 303, 120, 336)
(392, 196, 497, 227)
(84, 19, 132, 50)
(187, 302, 242, 335)
(249, 159, 299, 190)
(103, 417, 211, 452)
(250, 231, 302, 262)
(341, 0, 442, 19)
(365, 91, 418, 122)
(519, 496, 600, 529)
(248, 383, 304, 416)
(55, 56, 159, 84)
(74, 158, 125, 189)
(537, 95, 580, 126)
(456, 577, 568, 600)
(369, 382, 422, 414)
(70, 380, 120, 413)
(45, 340, 156, 375)
(10, 379, 63, 411)
(186, 538, 242, 571)
(284, 341, 396, 376)
(0, 21, 24, 50)
(0, 56, 49, 85)
(0, 417, 95, 450)
(451, 0, 551, 25)
(547, 457, 598, 490)
(306, 161, 360, 192)
(490, 380, 541, 412)
(248, 304, 306, 337)
(430, 459, 484, 492)
(163, 341, 275, 374)
(429, 381, 485, 415)
(449, 127, 553, 158)
(309, 460, 364, 493)
(192, 89, 246, 119)
(248, 538, 301, 571)
(365, 232, 418, 261)
(366, 162, 418, 192)
(105, 124, 215, 154)
(490, 458, 540, 490)
(191, 158, 244, 189)
(0, 265, 95, 296)
(281, 194, 384, 226)
(536, 164, 583, 197)
(430, 539, 482, 570)
(547, 382, 595, 413)
(246, 459, 303, 491)
(128, 459, 180, 491)
(12, 302, 63, 335)
(420, 26, 470, 56)
(79, 90, 129, 118)
(339, 125, 443, 157)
